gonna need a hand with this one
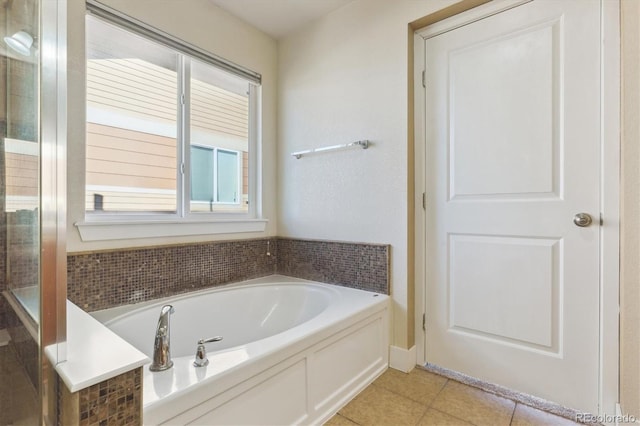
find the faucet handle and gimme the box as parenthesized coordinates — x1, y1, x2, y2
(198, 336, 223, 345)
(193, 336, 223, 368)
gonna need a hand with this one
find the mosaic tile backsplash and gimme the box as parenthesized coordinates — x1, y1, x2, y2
(277, 238, 389, 294)
(68, 238, 278, 312)
(67, 237, 389, 312)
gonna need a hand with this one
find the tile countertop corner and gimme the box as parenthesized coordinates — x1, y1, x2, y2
(44, 300, 149, 393)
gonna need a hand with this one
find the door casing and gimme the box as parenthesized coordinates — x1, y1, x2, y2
(412, 0, 620, 416)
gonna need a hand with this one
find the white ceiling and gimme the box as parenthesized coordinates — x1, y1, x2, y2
(210, 0, 354, 39)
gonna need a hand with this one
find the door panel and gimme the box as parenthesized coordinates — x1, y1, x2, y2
(449, 21, 559, 199)
(449, 234, 559, 350)
(425, 0, 600, 413)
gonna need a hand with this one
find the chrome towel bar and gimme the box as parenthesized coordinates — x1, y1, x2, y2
(291, 140, 369, 159)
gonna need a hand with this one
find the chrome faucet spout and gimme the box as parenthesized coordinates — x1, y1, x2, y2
(149, 304, 175, 372)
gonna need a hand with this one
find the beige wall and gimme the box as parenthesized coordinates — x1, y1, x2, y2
(621, 0, 640, 418)
(277, 0, 461, 349)
(66, 0, 278, 252)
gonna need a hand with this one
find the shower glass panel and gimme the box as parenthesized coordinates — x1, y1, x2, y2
(5, 0, 40, 322)
(0, 0, 41, 424)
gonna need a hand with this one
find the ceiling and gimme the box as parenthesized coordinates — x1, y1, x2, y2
(210, 0, 355, 39)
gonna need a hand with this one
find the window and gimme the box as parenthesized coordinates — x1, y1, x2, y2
(84, 13, 257, 223)
(190, 147, 241, 208)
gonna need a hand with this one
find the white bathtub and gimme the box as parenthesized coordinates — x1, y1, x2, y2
(92, 275, 389, 425)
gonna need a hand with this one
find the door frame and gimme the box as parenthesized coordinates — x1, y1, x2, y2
(412, 0, 620, 416)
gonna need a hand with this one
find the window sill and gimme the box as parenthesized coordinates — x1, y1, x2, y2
(75, 218, 268, 242)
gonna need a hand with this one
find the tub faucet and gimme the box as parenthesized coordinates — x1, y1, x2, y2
(150, 304, 175, 372)
(193, 336, 223, 367)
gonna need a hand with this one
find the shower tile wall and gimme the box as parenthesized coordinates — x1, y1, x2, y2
(67, 237, 390, 312)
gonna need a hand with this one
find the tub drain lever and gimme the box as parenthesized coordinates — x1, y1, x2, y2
(193, 336, 223, 367)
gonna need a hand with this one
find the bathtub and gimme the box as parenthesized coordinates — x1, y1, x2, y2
(92, 275, 389, 425)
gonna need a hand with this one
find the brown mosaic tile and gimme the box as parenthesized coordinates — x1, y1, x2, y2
(59, 367, 142, 426)
(276, 238, 389, 294)
(68, 238, 278, 312)
(68, 237, 390, 312)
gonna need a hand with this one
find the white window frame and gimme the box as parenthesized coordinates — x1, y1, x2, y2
(76, 9, 266, 241)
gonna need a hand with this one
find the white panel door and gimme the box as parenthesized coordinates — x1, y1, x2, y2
(425, 0, 601, 413)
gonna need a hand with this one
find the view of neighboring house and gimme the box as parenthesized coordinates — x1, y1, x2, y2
(85, 17, 250, 214)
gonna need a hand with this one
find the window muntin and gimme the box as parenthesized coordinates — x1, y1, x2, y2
(85, 14, 256, 219)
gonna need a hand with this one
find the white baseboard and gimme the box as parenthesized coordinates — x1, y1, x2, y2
(389, 345, 416, 373)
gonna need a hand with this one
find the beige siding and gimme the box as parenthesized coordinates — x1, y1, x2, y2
(86, 57, 250, 213)
(242, 151, 249, 195)
(86, 123, 177, 189)
(5, 152, 38, 212)
(6, 152, 38, 197)
(85, 190, 175, 212)
(87, 58, 249, 139)
(87, 58, 177, 123)
(86, 122, 177, 212)
(86, 123, 248, 212)
(191, 80, 248, 138)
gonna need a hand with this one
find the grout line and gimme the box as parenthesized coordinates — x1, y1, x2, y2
(426, 381, 485, 426)
(370, 372, 449, 407)
(428, 377, 449, 408)
(429, 407, 479, 426)
(337, 412, 362, 425)
(334, 413, 361, 425)
(509, 402, 518, 426)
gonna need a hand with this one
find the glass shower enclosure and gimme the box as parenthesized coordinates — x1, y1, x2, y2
(0, 0, 66, 424)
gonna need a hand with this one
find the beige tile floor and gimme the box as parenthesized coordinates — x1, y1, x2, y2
(326, 368, 581, 426)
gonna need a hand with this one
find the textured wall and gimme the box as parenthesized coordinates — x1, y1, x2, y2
(277, 0, 459, 349)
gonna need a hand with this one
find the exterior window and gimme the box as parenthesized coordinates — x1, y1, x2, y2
(190, 147, 241, 209)
(85, 15, 255, 219)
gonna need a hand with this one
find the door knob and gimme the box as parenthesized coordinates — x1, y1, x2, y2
(573, 213, 592, 227)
